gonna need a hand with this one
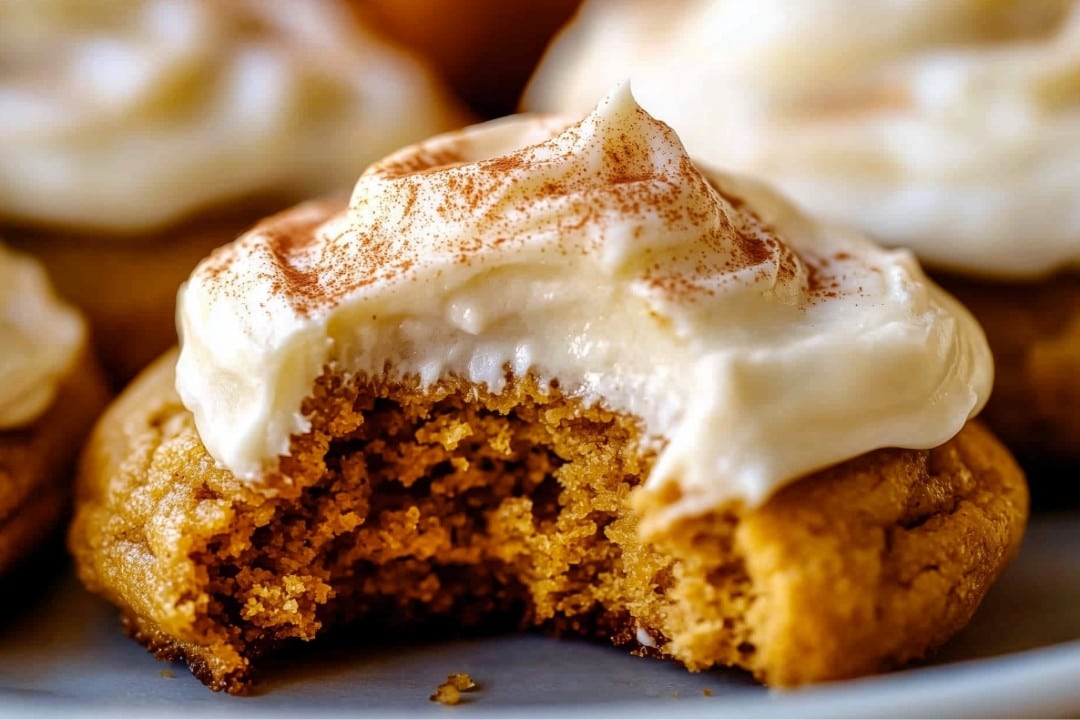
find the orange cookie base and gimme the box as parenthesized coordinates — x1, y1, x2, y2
(1, 346, 109, 575)
(942, 273, 1080, 466)
(70, 350, 1026, 693)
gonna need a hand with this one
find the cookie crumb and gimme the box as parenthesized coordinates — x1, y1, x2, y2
(703, 688, 713, 697)
(447, 672, 477, 691)
(430, 672, 478, 705)
(159, 669, 175, 679)
(430, 684, 461, 706)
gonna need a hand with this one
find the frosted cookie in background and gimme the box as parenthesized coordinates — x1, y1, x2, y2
(525, 0, 1080, 467)
(0, 243, 107, 578)
(0, 0, 467, 384)
(360, 0, 580, 118)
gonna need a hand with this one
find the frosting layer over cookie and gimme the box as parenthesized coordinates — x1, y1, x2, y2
(0, 244, 84, 429)
(526, 0, 1080, 278)
(176, 86, 992, 517)
(0, 0, 460, 233)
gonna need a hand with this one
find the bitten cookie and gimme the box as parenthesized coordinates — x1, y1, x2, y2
(70, 90, 1025, 694)
(70, 350, 1026, 693)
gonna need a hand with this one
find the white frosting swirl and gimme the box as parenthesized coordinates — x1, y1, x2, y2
(525, 0, 1080, 278)
(0, 243, 85, 429)
(0, 0, 460, 233)
(176, 86, 991, 517)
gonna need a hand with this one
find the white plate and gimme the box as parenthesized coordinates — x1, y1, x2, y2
(1, 510, 1078, 718)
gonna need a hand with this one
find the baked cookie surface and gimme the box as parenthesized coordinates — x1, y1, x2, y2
(942, 273, 1080, 467)
(1, 348, 108, 575)
(70, 350, 1027, 693)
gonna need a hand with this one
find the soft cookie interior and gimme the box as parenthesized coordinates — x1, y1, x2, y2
(71, 351, 1027, 693)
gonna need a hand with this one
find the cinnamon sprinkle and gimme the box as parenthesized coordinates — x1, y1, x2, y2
(196, 101, 848, 317)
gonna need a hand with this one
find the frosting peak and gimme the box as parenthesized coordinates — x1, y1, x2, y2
(177, 88, 991, 519)
(249, 85, 804, 317)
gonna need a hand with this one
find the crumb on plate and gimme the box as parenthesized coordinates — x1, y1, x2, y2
(430, 672, 478, 705)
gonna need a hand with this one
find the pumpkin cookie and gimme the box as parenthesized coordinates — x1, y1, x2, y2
(0, 0, 466, 385)
(943, 274, 1080, 466)
(1, 245, 108, 576)
(70, 89, 1025, 693)
(70, 352, 1026, 693)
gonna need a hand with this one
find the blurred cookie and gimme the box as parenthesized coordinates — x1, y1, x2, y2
(0, 244, 108, 576)
(944, 274, 1080, 465)
(0, 0, 467, 385)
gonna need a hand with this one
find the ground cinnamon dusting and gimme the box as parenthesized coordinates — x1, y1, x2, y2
(197, 200, 341, 317)
(805, 257, 840, 300)
(380, 146, 465, 179)
(194, 105, 841, 317)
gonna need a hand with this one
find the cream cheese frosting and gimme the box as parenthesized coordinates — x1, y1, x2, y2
(525, 0, 1080, 279)
(176, 85, 992, 518)
(0, 243, 85, 429)
(0, 0, 461, 234)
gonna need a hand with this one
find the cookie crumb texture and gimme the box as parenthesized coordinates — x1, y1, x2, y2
(70, 351, 1026, 694)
